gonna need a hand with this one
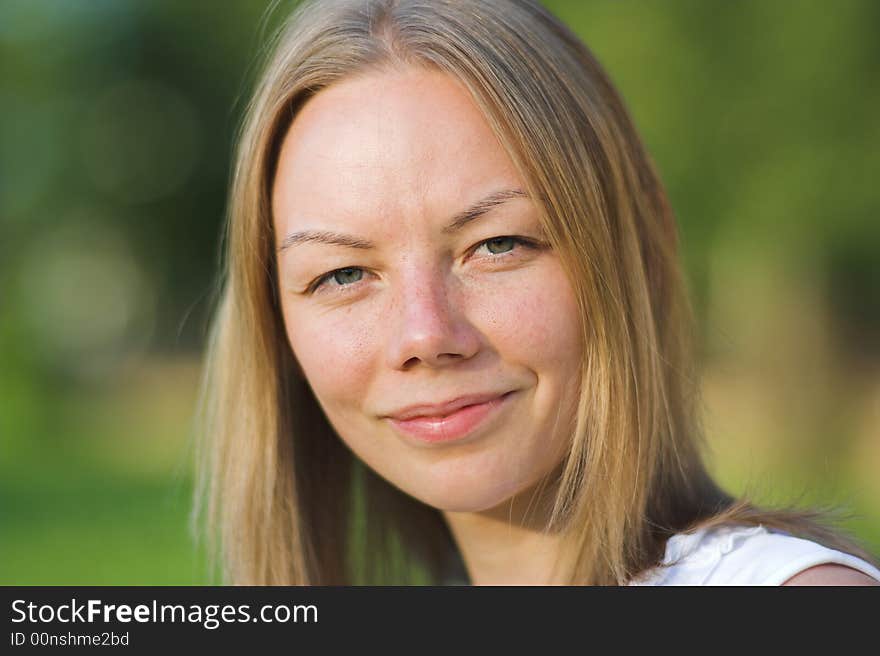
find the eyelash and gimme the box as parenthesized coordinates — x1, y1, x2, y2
(306, 236, 541, 295)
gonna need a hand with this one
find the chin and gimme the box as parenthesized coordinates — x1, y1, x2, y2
(417, 492, 513, 514)
(404, 467, 527, 514)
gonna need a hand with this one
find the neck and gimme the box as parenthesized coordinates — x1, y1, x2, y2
(441, 473, 568, 586)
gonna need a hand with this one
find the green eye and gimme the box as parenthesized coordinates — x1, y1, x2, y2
(311, 267, 365, 293)
(485, 237, 516, 254)
(332, 268, 363, 285)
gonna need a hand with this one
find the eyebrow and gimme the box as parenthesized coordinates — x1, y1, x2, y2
(276, 188, 528, 253)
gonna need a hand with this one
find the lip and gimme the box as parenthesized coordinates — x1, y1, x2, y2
(387, 391, 513, 421)
(386, 391, 515, 445)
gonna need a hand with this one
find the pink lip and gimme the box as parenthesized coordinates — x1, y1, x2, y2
(387, 392, 514, 444)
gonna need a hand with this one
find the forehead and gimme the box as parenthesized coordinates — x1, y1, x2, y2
(271, 66, 523, 233)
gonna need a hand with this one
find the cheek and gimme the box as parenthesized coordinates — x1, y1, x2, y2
(281, 303, 380, 403)
(473, 264, 581, 367)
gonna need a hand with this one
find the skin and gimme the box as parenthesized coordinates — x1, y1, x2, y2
(782, 564, 878, 586)
(271, 66, 582, 585)
(270, 65, 879, 587)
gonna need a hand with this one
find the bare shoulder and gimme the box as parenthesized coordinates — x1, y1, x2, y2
(782, 564, 880, 586)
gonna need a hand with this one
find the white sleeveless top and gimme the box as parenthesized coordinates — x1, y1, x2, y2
(629, 524, 880, 585)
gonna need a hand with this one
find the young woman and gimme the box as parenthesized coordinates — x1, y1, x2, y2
(195, 0, 880, 585)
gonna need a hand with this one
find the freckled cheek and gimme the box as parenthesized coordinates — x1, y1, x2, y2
(283, 306, 381, 404)
(469, 271, 581, 365)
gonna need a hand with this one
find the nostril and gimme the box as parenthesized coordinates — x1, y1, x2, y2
(402, 352, 461, 369)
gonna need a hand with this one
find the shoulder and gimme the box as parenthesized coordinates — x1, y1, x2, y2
(630, 524, 880, 586)
(781, 564, 880, 586)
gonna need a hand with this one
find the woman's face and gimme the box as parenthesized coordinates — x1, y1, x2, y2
(272, 66, 582, 512)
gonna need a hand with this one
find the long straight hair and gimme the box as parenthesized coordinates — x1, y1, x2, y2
(194, 0, 877, 584)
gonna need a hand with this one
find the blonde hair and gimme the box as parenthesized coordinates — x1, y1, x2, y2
(194, 0, 876, 584)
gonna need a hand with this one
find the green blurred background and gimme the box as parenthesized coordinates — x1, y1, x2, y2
(1, 0, 878, 584)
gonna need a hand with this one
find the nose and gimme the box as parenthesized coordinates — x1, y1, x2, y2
(385, 266, 481, 370)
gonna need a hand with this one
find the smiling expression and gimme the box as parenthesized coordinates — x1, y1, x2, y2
(272, 66, 583, 512)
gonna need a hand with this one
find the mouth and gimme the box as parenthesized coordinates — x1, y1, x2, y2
(387, 391, 515, 445)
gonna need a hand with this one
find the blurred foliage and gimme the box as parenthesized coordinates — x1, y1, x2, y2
(1, 0, 878, 584)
